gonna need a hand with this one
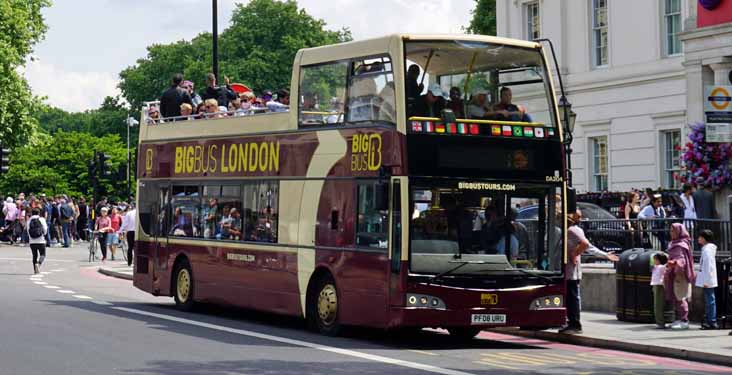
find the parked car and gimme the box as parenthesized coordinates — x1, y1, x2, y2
(517, 202, 645, 258)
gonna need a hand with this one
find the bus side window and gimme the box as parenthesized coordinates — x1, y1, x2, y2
(355, 182, 389, 249)
(298, 61, 348, 127)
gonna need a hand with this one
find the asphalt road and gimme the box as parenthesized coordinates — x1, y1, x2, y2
(0, 242, 730, 375)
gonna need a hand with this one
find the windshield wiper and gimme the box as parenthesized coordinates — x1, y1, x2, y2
(429, 260, 505, 285)
(503, 268, 555, 285)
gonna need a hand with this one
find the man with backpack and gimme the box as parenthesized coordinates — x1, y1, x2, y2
(59, 198, 74, 248)
(27, 208, 48, 274)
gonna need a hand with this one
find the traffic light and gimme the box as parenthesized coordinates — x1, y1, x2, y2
(0, 146, 11, 175)
(98, 152, 112, 176)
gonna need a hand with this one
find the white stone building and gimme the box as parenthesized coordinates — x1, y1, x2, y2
(497, 0, 732, 198)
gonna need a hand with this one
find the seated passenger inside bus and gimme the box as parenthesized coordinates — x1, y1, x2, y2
(300, 92, 324, 125)
(491, 87, 532, 122)
(467, 90, 491, 119)
(416, 84, 447, 118)
(446, 87, 465, 119)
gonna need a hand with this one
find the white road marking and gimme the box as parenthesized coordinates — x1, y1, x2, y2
(33, 282, 47, 285)
(72, 295, 93, 300)
(408, 350, 439, 356)
(91, 301, 113, 306)
(114, 307, 475, 375)
(57, 290, 75, 294)
(0, 257, 75, 263)
(40, 272, 50, 275)
(50, 269, 65, 272)
(44, 285, 60, 289)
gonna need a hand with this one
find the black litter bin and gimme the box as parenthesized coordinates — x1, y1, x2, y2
(717, 257, 732, 328)
(616, 248, 673, 323)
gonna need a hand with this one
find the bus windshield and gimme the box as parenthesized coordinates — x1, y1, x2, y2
(410, 180, 563, 276)
(405, 40, 556, 128)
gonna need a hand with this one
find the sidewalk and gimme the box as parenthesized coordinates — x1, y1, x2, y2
(502, 311, 732, 367)
(98, 263, 133, 280)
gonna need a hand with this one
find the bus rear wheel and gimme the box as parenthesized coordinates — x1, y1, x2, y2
(448, 327, 482, 341)
(173, 260, 195, 311)
(307, 274, 341, 336)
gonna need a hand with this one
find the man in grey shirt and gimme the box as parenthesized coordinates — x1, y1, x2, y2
(693, 184, 716, 219)
(560, 210, 619, 334)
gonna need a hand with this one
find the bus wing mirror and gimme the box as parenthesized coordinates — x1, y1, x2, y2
(375, 182, 389, 211)
(567, 187, 577, 214)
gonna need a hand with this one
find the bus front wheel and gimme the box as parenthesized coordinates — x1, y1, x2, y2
(173, 260, 195, 311)
(307, 274, 341, 336)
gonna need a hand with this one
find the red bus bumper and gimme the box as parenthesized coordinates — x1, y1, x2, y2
(390, 306, 565, 329)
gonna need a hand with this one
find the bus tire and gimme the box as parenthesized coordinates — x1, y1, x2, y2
(307, 274, 341, 336)
(448, 327, 482, 341)
(173, 259, 195, 312)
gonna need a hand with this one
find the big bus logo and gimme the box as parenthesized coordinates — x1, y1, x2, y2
(351, 133, 382, 172)
(145, 148, 154, 173)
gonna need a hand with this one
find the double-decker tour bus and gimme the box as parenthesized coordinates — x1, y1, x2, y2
(134, 34, 571, 338)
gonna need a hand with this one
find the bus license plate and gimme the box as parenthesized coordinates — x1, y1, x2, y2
(471, 314, 506, 325)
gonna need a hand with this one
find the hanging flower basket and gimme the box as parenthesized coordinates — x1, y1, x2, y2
(676, 123, 732, 189)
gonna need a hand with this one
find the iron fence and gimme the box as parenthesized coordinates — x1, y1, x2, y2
(581, 218, 732, 259)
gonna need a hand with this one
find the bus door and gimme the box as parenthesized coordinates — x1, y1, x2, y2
(388, 177, 408, 307)
(153, 186, 170, 293)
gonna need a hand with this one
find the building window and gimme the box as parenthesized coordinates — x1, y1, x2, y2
(590, 136, 608, 191)
(662, 130, 681, 189)
(591, 0, 608, 67)
(664, 0, 682, 56)
(525, 2, 540, 40)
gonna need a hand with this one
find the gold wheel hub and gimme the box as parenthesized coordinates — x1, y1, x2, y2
(317, 284, 338, 326)
(177, 269, 191, 303)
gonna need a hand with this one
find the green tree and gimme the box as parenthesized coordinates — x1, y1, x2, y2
(36, 96, 134, 145)
(465, 0, 496, 36)
(0, 131, 129, 199)
(0, 0, 51, 148)
(118, 0, 351, 111)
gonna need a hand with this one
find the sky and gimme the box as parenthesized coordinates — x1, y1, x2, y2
(22, 0, 475, 112)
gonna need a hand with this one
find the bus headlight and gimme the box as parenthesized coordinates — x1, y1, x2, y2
(406, 293, 446, 309)
(530, 295, 563, 310)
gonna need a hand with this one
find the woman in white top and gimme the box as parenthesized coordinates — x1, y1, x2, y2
(27, 208, 48, 274)
(695, 229, 718, 329)
(679, 183, 697, 220)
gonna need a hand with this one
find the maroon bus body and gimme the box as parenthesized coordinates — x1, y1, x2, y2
(134, 125, 566, 330)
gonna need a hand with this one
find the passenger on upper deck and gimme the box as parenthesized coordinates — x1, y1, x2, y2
(491, 87, 531, 122)
(147, 105, 162, 124)
(201, 73, 238, 109)
(204, 99, 225, 119)
(182, 80, 202, 108)
(180, 103, 194, 120)
(405, 64, 424, 118)
(467, 90, 491, 119)
(266, 89, 290, 113)
(160, 73, 192, 119)
(446, 87, 465, 119)
(300, 92, 323, 124)
(417, 84, 447, 118)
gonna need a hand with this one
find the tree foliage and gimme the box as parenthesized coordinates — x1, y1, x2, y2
(119, 0, 351, 111)
(36, 96, 134, 145)
(0, 0, 51, 148)
(465, 0, 497, 36)
(0, 131, 129, 199)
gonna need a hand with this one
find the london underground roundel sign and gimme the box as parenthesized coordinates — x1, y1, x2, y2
(699, 0, 722, 10)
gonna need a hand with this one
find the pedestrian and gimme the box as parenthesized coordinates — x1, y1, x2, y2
(107, 206, 122, 260)
(59, 198, 74, 248)
(696, 229, 718, 329)
(638, 194, 668, 250)
(679, 183, 697, 222)
(560, 210, 619, 334)
(664, 223, 696, 330)
(693, 182, 716, 219)
(95, 207, 112, 262)
(77, 197, 89, 241)
(650, 253, 671, 328)
(27, 208, 47, 274)
(119, 203, 136, 267)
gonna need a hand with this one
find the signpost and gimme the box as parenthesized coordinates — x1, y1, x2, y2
(704, 85, 732, 142)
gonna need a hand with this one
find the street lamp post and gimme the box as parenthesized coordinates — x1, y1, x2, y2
(212, 0, 219, 81)
(558, 95, 577, 186)
(126, 116, 139, 201)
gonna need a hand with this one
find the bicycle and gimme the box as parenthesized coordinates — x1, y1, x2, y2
(87, 229, 101, 262)
(117, 232, 128, 264)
